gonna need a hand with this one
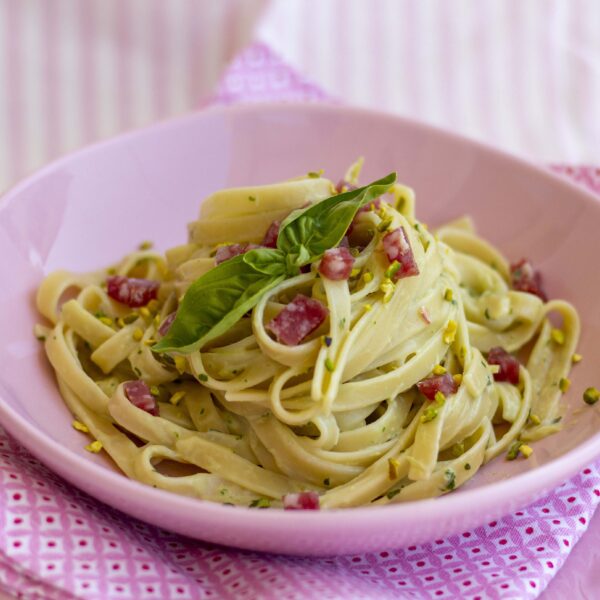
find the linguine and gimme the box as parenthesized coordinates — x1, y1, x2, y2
(36, 162, 580, 509)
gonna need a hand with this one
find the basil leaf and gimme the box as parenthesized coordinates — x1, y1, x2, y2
(243, 248, 287, 276)
(276, 172, 397, 267)
(153, 250, 286, 354)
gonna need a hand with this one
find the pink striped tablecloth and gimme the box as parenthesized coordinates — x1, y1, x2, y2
(1, 42, 600, 600)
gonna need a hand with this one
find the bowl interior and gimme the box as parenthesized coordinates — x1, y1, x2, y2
(1, 104, 599, 553)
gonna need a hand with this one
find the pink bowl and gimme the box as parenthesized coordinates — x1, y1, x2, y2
(1, 104, 600, 556)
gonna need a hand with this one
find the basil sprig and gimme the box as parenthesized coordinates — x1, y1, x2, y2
(153, 173, 396, 354)
(277, 172, 396, 270)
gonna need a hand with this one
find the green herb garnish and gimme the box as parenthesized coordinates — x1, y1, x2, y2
(443, 469, 456, 491)
(249, 498, 271, 508)
(153, 174, 396, 354)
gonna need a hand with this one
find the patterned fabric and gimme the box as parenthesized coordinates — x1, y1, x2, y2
(2, 42, 600, 600)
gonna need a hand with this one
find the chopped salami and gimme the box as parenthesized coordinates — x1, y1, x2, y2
(282, 491, 320, 510)
(267, 294, 328, 345)
(215, 243, 260, 265)
(510, 259, 547, 301)
(158, 312, 177, 336)
(417, 373, 458, 401)
(123, 380, 158, 416)
(319, 247, 355, 280)
(382, 227, 419, 280)
(487, 347, 520, 385)
(107, 276, 159, 308)
(262, 220, 280, 248)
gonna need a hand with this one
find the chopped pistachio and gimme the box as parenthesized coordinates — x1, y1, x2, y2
(143, 338, 156, 346)
(85, 440, 103, 453)
(123, 313, 139, 325)
(452, 373, 463, 386)
(572, 353, 583, 364)
(384, 262, 401, 280)
(559, 378, 571, 393)
(107, 267, 117, 275)
(528, 413, 541, 426)
(443, 469, 456, 491)
(325, 358, 335, 372)
(117, 317, 126, 328)
(443, 288, 453, 302)
(386, 488, 401, 500)
(433, 364, 447, 376)
(388, 458, 401, 480)
(506, 440, 522, 461)
(362, 271, 374, 283)
(380, 278, 395, 303)
(484, 308, 492, 320)
(149, 386, 160, 397)
(98, 316, 114, 327)
(583, 387, 600, 405)
(405, 352, 416, 363)
(451, 442, 464, 457)
(174, 356, 187, 373)
(443, 320, 458, 344)
(434, 391, 446, 405)
(464, 463, 472, 471)
(420, 406, 438, 423)
(377, 217, 393, 233)
(363, 304, 373, 313)
(350, 268, 360, 278)
(198, 373, 209, 383)
(519, 444, 533, 459)
(551, 328, 565, 345)
(169, 391, 186, 406)
(248, 195, 256, 202)
(133, 328, 144, 341)
(138, 241, 153, 250)
(139, 307, 151, 318)
(72, 420, 89, 433)
(249, 497, 271, 508)
(307, 170, 324, 178)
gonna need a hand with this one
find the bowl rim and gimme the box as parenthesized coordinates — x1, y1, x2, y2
(1, 101, 599, 541)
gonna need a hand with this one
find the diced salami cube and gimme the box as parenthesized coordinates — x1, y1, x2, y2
(382, 227, 419, 280)
(282, 491, 320, 510)
(417, 373, 458, 401)
(215, 243, 260, 265)
(319, 247, 355, 281)
(262, 220, 280, 248)
(510, 259, 547, 301)
(158, 312, 177, 336)
(107, 276, 159, 308)
(487, 347, 520, 385)
(123, 380, 158, 415)
(267, 294, 328, 346)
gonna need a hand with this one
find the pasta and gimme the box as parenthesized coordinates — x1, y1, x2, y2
(36, 161, 580, 509)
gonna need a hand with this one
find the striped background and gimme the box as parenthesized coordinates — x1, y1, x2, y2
(1, 0, 599, 193)
(259, 0, 600, 164)
(0, 0, 265, 192)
